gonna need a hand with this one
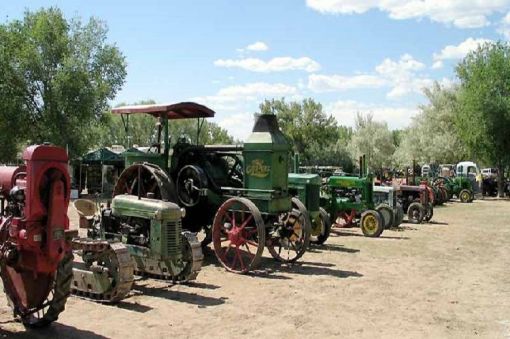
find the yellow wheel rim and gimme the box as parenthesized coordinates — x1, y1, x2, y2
(461, 192, 469, 201)
(363, 215, 377, 234)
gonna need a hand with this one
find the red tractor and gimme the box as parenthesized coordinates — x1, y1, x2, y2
(0, 144, 75, 327)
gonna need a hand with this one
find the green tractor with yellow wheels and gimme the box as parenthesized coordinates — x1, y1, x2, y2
(320, 156, 387, 237)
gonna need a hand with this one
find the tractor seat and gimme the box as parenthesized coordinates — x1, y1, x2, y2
(73, 199, 97, 229)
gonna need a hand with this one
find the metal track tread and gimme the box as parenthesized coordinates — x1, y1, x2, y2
(71, 238, 134, 303)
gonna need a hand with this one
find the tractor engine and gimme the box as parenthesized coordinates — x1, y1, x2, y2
(0, 144, 75, 327)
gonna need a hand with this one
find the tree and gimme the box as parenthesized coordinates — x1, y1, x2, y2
(258, 98, 350, 168)
(455, 41, 510, 197)
(0, 8, 126, 161)
(347, 113, 395, 174)
(394, 82, 466, 167)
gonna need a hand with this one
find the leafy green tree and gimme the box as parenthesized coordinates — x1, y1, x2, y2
(456, 41, 510, 196)
(0, 8, 126, 161)
(258, 98, 350, 168)
(394, 82, 466, 167)
(348, 113, 395, 174)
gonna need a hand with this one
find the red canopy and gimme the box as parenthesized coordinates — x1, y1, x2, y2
(112, 102, 215, 119)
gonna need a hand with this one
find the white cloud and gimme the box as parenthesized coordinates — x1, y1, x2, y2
(497, 12, 510, 38)
(308, 74, 387, 92)
(214, 56, 321, 72)
(306, 0, 510, 28)
(246, 41, 269, 51)
(217, 112, 255, 141)
(432, 38, 492, 68)
(375, 54, 432, 98)
(190, 82, 297, 112)
(308, 54, 432, 99)
(326, 100, 419, 129)
(217, 82, 297, 97)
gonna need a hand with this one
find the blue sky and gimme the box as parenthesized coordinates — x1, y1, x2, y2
(2, 0, 510, 139)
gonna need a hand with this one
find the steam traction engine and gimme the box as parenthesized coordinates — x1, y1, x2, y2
(0, 144, 75, 327)
(111, 103, 312, 274)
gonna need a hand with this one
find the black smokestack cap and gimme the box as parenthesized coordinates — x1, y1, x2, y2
(252, 114, 280, 133)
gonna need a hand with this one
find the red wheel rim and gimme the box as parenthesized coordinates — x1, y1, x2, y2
(212, 199, 263, 273)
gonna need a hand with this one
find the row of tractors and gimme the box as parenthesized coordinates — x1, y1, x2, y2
(0, 101, 475, 328)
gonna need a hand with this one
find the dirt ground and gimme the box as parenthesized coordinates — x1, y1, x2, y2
(0, 199, 509, 338)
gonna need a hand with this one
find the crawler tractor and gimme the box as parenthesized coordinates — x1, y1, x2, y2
(110, 104, 312, 274)
(0, 144, 76, 327)
(72, 192, 203, 302)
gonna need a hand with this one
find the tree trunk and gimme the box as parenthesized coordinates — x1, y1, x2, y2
(497, 163, 505, 198)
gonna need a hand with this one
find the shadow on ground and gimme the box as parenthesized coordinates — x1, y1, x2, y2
(0, 322, 108, 339)
(132, 284, 227, 307)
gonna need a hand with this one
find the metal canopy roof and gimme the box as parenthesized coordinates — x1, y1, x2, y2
(111, 102, 215, 119)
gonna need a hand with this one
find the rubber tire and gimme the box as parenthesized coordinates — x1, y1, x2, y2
(360, 210, 384, 238)
(424, 204, 434, 222)
(392, 205, 404, 227)
(311, 207, 332, 245)
(376, 203, 394, 229)
(459, 189, 472, 203)
(407, 202, 425, 224)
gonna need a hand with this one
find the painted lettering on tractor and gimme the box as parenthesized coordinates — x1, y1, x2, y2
(246, 159, 270, 178)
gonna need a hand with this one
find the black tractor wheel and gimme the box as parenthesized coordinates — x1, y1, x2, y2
(311, 207, 332, 245)
(376, 203, 394, 229)
(459, 189, 472, 203)
(424, 204, 434, 222)
(393, 204, 404, 227)
(360, 210, 384, 237)
(407, 202, 425, 224)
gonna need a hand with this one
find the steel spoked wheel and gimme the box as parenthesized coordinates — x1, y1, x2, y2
(212, 197, 265, 274)
(360, 210, 384, 237)
(1, 252, 73, 328)
(407, 202, 424, 224)
(269, 197, 311, 263)
(311, 207, 331, 245)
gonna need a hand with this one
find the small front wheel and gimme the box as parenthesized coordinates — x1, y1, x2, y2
(311, 207, 332, 245)
(268, 197, 311, 263)
(212, 197, 265, 274)
(424, 204, 434, 222)
(360, 210, 384, 237)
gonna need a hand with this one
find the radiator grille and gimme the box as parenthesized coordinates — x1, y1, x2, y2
(165, 219, 182, 257)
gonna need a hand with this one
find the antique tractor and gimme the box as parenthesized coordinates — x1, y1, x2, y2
(320, 156, 387, 237)
(373, 185, 404, 228)
(394, 184, 433, 224)
(0, 144, 76, 327)
(72, 190, 203, 302)
(110, 104, 312, 274)
(288, 173, 331, 245)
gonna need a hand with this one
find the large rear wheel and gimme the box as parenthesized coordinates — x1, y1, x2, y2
(407, 202, 424, 224)
(360, 210, 384, 237)
(212, 197, 265, 274)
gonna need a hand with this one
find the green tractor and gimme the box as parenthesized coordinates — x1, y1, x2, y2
(288, 173, 331, 245)
(320, 156, 387, 237)
(109, 104, 312, 274)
